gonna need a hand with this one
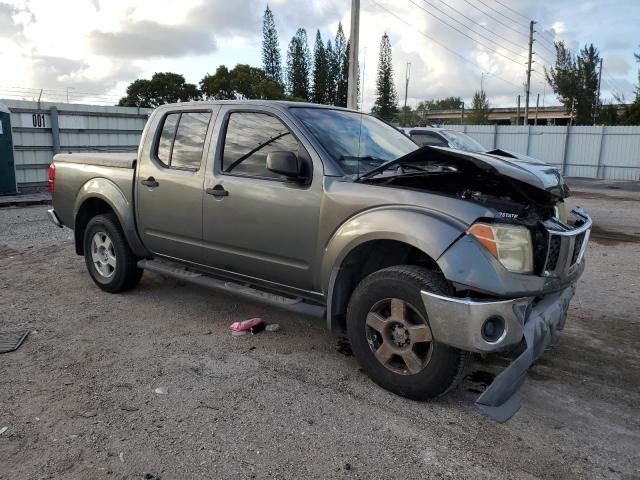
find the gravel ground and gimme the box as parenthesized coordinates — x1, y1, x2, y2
(0, 190, 639, 479)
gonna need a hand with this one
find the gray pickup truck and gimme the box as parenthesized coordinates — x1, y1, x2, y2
(48, 101, 591, 421)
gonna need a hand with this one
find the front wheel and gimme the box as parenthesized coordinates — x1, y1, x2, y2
(346, 265, 466, 400)
(83, 213, 143, 293)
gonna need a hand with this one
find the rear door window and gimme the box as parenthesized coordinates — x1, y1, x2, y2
(157, 113, 179, 165)
(171, 112, 211, 170)
(155, 111, 211, 170)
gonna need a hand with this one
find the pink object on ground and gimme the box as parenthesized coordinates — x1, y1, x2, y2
(230, 317, 264, 333)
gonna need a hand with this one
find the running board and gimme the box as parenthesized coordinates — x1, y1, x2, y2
(137, 259, 326, 318)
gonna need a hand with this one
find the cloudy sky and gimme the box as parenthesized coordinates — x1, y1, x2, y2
(0, 0, 638, 111)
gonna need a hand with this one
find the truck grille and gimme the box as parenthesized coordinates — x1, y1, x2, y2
(542, 210, 592, 276)
(546, 236, 562, 271)
(571, 232, 587, 266)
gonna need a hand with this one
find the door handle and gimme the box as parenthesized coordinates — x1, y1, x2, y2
(206, 185, 229, 198)
(141, 177, 159, 188)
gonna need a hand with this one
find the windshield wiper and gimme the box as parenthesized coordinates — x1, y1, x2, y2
(225, 131, 291, 173)
(355, 159, 430, 181)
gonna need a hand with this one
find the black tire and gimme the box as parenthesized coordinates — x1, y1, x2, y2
(83, 213, 143, 293)
(346, 265, 466, 400)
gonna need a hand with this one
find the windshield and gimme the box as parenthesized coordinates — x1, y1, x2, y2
(290, 107, 418, 175)
(439, 130, 486, 153)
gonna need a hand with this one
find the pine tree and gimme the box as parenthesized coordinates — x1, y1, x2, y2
(371, 33, 398, 120)
(333, 23, 348, 107)
(467, 90, 490, 124)
(286, 28, 311, 100)
(325, 39, 336, 104)
(335, 41, 352, 107)
(262, 6, 282, 84)
(312, 30, 329, 104)
(545, 41, 601, 125)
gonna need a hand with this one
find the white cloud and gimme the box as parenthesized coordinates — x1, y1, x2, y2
(0, 0, 638, 107)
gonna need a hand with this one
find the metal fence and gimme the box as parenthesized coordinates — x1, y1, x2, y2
(3, 99, 639, 186)
(448, 125, 640, 181)
(1, 99, 152, 189)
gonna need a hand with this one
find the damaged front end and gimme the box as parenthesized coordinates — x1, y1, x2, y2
(358, 146, 592, 421)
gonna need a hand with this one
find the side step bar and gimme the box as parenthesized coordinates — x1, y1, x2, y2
(137, 259, 326, 318)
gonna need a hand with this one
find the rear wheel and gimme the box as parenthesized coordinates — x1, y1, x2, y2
(346, 265, 466, 400)
(83, 214, 143, 293)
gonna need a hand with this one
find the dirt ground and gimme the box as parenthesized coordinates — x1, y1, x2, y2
(1, 186, 639, 479)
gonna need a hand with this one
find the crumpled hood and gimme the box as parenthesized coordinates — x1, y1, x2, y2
(482, 148, 569, 198)
(366, 146, 569, 199)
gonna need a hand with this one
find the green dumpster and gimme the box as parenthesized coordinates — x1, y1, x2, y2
(0, 102, 17, 195)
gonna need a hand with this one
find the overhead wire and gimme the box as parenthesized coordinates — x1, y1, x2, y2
(419, 0, 528, 60)
(474, 0, 529, 28)
(488, 0, 558, 55)
(369, 0, 522, 88)
(602, 68, 632, 98)
(406, 0, 526, 66)
(435, 0, 528, 54)
(492, 0, 529, 21)
(462, 0, 528, 38)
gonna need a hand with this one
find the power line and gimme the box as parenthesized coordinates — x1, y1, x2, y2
(492, 0, 529, 21)
(436, 0, 528, 55)
(602, 68, 631, 98)
(462, 0, 528, 38)
(474, 0, 528, 28)
(369, 0, 521, 88)
(407, 0, 526, 66)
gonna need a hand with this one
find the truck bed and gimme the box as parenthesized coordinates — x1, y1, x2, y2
(52, 153, 137, 231)
(54, 152, 137, 169)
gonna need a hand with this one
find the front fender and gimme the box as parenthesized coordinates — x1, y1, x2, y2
(74, 178, 148, 257)
(321, 207, 467, 330)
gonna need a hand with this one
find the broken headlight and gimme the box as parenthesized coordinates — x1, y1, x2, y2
(468, 223, 534, 274)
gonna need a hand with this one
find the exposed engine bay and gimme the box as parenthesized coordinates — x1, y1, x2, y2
(360, 146, 568, 224)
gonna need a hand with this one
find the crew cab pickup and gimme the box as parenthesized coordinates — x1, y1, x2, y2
(48, 101, 591, 421)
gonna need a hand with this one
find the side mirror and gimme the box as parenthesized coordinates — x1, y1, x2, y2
(266, 151, 300, 179)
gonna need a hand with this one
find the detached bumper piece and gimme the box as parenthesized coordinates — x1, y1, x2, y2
(421, 286, 575, 422)
(476, 287, 574, 422)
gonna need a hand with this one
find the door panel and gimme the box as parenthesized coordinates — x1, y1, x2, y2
(202, 108, 322, 290)
(136, 109, 217, 262)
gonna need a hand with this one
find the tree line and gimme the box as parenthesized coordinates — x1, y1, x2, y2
(119, 6, 353, 109)
(118, 5, 640, 126)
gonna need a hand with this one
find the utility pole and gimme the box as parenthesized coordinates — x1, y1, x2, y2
(347, 0, 360, 110)
(594, 58, 603, 125)
(403, 62, 411, 125)
(516, 94, 521, 125)
(360, 46, 367, 111)
(535, 93, 540, 126)
(460, 101, 465, 124)
(570, 97, 576, 126)
(524, 20, 536, 125)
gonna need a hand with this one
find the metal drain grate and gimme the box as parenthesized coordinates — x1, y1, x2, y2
(0, 330, 30, 353)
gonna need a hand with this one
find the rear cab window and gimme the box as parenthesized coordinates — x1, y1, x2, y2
(155, 111, 212, 170)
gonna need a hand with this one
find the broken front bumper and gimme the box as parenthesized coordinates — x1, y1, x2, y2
(421, 286, 575, 422)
